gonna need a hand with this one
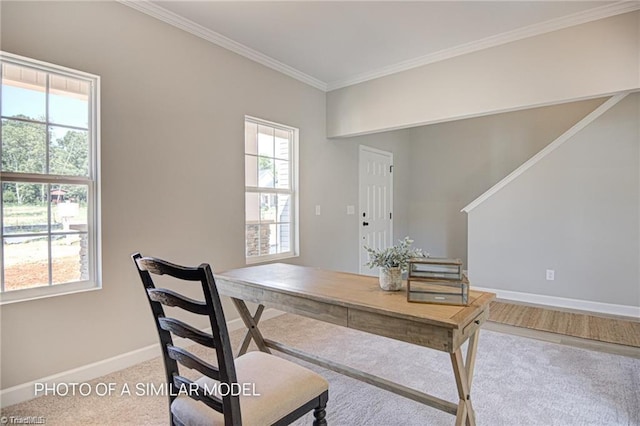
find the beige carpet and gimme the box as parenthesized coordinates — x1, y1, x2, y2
(489, 301, 640, 347)
(2, 314, 639, 425)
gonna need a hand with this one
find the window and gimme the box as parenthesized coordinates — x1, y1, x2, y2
(0, 52, 100, 303)
(244, 116, 298, 263)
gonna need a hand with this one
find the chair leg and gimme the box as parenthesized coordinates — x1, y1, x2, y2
(313, 404, 327, 426)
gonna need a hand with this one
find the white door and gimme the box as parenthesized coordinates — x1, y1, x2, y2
(359, 146, 393, 274)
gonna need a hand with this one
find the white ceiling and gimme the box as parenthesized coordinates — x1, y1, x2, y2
(129, 1, 635, 91)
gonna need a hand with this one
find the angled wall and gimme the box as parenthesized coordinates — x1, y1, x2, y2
(406, 97, 606, 266)
(467, 94, 639, 311)
(327, 11, 640, 138)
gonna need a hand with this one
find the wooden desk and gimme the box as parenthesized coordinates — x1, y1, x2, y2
(215, 263, 495, 426)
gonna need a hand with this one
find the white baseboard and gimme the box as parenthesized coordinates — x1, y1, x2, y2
(474, 286, 640, 318)
(0, 308, 285, 408)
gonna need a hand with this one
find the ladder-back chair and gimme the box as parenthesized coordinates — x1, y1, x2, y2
(132, 253, 329, 425)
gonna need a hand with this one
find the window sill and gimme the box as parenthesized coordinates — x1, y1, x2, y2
(0, 281, 101, 305)
(245, 252, 299, 265)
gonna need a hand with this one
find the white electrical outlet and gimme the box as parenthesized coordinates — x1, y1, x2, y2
(546, 269, 555, 281)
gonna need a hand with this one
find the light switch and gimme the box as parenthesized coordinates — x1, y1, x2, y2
(347, 205, 355, 215)
(315, 205, 321, 215)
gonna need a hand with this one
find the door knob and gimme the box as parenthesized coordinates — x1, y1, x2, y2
(363, 221, 369, 226)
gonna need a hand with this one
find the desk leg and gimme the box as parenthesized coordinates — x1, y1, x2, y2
(450, 329, 480, 426)
(465, 331, 479, 392)
(231, 298, 271, 356)
(236, 304, 265, 355)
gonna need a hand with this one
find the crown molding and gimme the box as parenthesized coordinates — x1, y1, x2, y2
(327, 1, 640, 91)
(119, 1, 638, 93)
(118, 0, 328, 92)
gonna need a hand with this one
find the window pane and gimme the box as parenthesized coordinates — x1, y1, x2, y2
(245, 155, 257, 187)
(257, 125, 274, 158)
(244, 118, 296, 261)
(245, 193, 260, 222)
(2, 182, 48, 235)
(49, 75, 89, 128)
(51, 184, 88, 233)
(274, 129, 290, 160)
(1, 119, 46, 173)
(1, 63, 46, 120)
(245, 121, 257, 155)
(245, 225, 259, 257)
(3, 236, 50, 291)
(261, 193, 276, 222)
(277, 194, 291, 223)
(279, 223, 291, 252)
(258, 157, 274, 188)
(275, 160, 289, 189)
(260, 224, 276, 255)
(49, 126, 89, 176)
(51, 234, 83, 284)
(269, 224, 277, 254)
(0, 55, 99, 298)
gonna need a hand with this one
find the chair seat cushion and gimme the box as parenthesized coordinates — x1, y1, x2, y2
(171, 351, 329, 425)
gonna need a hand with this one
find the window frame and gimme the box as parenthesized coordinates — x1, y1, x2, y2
(244, 115, 299, 264)
(0, 51, 101, 304)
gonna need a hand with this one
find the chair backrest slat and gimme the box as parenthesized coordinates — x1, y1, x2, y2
(136, 257, 204, 281)
(158, 317, 216, 349)
(167, 344, 220, 381)
(147, 288, 210, 315)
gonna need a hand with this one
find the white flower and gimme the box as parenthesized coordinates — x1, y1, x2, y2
(364, 237, 426, 271)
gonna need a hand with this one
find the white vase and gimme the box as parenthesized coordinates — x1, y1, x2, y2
(379, 267, 403, 291)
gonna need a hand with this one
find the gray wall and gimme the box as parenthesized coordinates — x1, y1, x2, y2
(290, 128, 412, 273)
(1, 0, 637, 393)
(0, 1, 411, 389)
(468, 94, 639, 307)
(406, 98, 605, 266)
(327, 11, 640, 137)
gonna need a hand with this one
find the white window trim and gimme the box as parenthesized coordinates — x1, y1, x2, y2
(0, 51, 101, 305)
(244, 115, 299, 264)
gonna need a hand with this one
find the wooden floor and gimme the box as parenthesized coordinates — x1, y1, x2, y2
(487, 300, 640, 358)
